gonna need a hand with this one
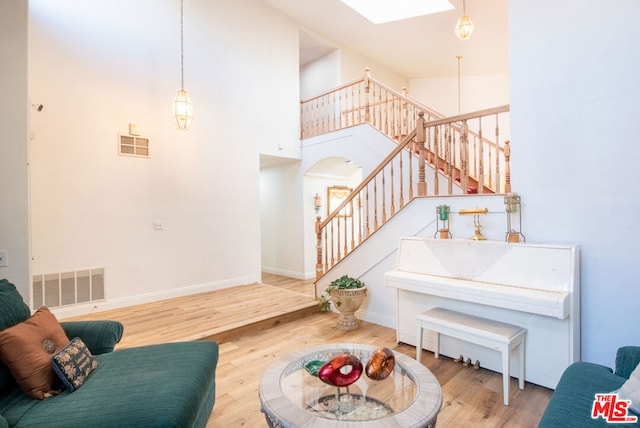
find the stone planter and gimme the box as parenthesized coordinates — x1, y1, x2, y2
(329, 287, 367, 331)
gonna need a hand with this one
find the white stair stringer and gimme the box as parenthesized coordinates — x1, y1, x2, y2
(316, 194, 507, 329)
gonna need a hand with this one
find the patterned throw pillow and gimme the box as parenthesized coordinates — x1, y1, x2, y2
(51, 337, 99, 392)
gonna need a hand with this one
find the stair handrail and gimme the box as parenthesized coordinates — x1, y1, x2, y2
(300, 76, 365, 105)
(301, 68, 443, 140)
(315, 128, 422, 280)
(317, 129, 418, 230)
(419, 105, 512, 195)
(424, 104, 510, 128)
(349, 75, 509, 190)
(301, 68, 494, 147)
(301, 68, 509, 193)
(314, 105, 512, 280)
(365, 74, 444, 121)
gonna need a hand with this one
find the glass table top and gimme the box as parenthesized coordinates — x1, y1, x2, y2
(259, 343, 442, 428)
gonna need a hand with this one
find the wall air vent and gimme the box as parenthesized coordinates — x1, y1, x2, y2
(33, 268, 105, 308)
(119, 134, 149, 157)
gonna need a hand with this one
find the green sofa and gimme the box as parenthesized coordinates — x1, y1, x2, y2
(0, 279, 219, 428)
(539, 346, 640, 427)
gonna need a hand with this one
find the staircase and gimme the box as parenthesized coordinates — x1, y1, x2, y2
(302, 69, 512, 280)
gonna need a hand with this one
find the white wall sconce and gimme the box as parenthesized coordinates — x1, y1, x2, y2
(314, 193, 322, 214)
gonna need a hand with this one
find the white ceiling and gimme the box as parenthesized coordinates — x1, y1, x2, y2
(260, 0, 509, 78)
(307, 157, 362, 178)
(260, 154, 361, 178)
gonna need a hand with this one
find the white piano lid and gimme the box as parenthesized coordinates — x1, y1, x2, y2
(395, 238, 578, 293)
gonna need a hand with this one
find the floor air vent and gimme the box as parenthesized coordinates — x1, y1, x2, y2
(33, 268, 105, 308)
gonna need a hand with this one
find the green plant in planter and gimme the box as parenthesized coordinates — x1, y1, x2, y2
(318, 275, 365, 312)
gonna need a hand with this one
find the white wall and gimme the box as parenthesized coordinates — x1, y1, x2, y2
(300, 125, 411, 277)
(28, 0, 300, 315)
(510, 0, 640, 366)
(260, 161, 305, 278)
(262, 125, 401, 279)
(409, 74, 510, 116)
(302, 165, 363, 278)
(8, 0, 637, 367)
(0, 0, 30, 299)
(300, 50, 340, 100)
(300, 45, 409, 101)
(340, 49, 409, 92)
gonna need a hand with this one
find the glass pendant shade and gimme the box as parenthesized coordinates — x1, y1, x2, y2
(173, 0, 192, 130)
(172, 89, 193, 130)
(455, 15, 474, 40)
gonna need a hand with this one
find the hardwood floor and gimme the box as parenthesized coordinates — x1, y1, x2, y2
(260, 272, 316, 296)
(65, 273, 552, 427)
(65, 272, 318, 349)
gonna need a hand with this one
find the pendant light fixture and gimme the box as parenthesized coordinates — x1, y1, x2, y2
(455, 0, 474, 41)
(172, 0, 193, 130)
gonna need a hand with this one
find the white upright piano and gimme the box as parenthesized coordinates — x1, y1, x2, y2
(386, 237, 580, 389)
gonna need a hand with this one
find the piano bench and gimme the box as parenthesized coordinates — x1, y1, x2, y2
(416, 307, 526, 406)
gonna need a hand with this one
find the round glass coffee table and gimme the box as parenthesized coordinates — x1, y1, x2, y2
(259, 343, 442, 427)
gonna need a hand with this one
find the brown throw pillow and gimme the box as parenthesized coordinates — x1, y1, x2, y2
(0, 306, 70, 399)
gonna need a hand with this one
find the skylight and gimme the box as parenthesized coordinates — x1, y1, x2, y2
(340, 0, 454, 24)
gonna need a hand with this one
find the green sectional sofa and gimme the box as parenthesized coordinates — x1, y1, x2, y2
(539, 346, 640, 427)
(0, 278, 218, 428)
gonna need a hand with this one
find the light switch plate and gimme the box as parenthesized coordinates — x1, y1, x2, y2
(0, 250, 8, 267)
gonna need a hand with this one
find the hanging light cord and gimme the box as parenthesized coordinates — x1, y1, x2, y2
(457, 56, 462, 115)
(180, 0, 185, 91)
